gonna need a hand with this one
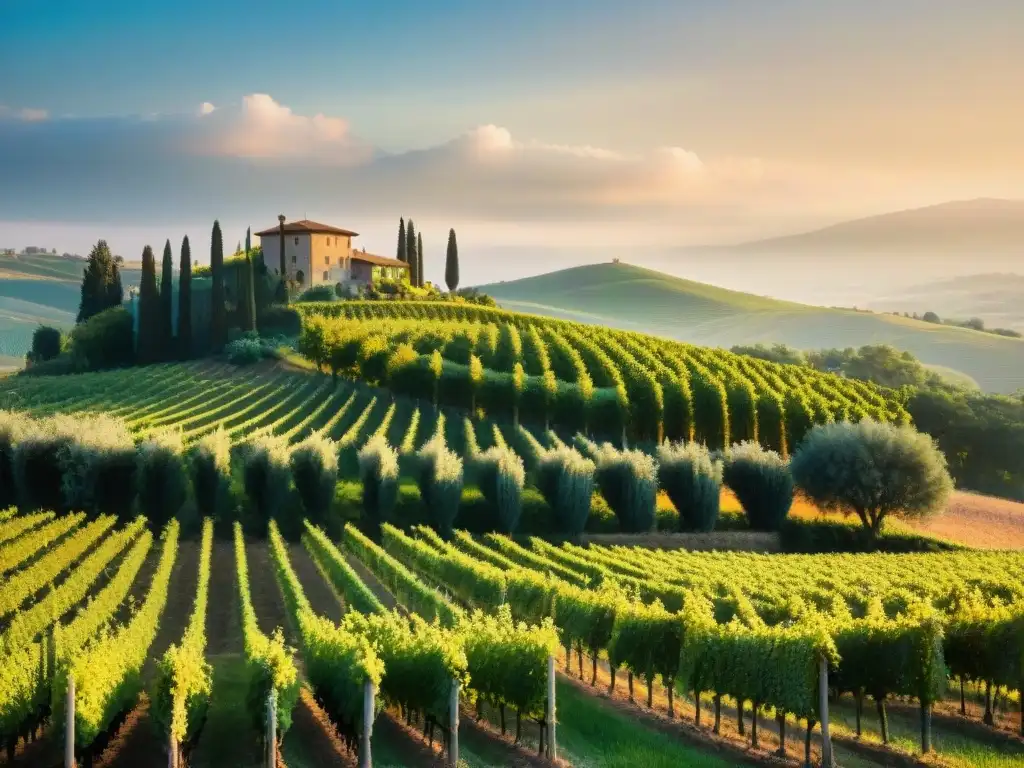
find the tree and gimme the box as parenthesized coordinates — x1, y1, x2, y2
(160, 239, 174, 355)
(242, 228, 257, 332)
(28, 326, 63, 364)
(416, 232, 424, 288)
(77, 240, 124, 322)
(790, 420, 953, 541)
(406, 219, 418, 287)
(922, 311, 941, 324)
(445, 228, 459, 292)
(843, 344, 929, 389)
(178, 236, 192, 359)
(396, 217, 407, 264)
(137, 245, 160, 363)
(210, 220, 226, 351)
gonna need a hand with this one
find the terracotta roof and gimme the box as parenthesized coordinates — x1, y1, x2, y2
(351, 251, 409, 268)
(255, 219, 359, 237)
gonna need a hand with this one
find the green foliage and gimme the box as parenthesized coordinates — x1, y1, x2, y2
(416, 436, 464, 538)
(28, 325, 63, 364)
(77, 239, 124, 323)
(657, 441, 721, 532)
(297, 284, 336, 303)
(358, 435, 400, 531)
(0, 410, 29, 508)
(723, 441, 794, 532)
(589, 442, 658, 533)
(160, 240, 175, 355)
(472, 445, 526, 533)
(289, 431, 338, 524)
(136, 428, 189, 532)
(12, 414, 77, 512)
(731, 343, 807, 367)
(445, 228, 459, 292)
(210, 220, 227, 351)
(536, 446, 595, 537)
(178, 236, 193, 359)
(69, 305, 134, 370)
(137, 245, 161, 364)
(791, 420, 954, 539)
(57, 414, 137, 521)
(241, 431, 292, 535)
(187, 428, 232, 523)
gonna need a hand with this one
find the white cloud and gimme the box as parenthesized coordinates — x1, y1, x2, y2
(199, 102, 216, 116)
(194, 93, 372, 164)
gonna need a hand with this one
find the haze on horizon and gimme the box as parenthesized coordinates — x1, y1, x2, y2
(2, 0, 1022, 305)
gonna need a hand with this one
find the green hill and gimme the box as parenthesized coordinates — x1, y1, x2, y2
(0, 252, 141, 363)
(479, 262, 1024, 394)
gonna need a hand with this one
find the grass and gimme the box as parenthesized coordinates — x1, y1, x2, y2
(479, 261, 1024, 394)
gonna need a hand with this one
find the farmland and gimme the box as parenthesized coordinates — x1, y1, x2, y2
(0, 300, 1021, 768)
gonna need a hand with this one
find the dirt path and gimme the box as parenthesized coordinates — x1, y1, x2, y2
(286, 542, 344, 623)
(344, 552, 403, 613)
(245, 539, 293, 643)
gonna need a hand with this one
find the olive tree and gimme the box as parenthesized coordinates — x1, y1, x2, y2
(790, 420, 953, 540)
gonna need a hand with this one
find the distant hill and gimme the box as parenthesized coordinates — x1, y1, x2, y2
(864, 273, 1024, 332)
(479, 262, 1024, 394)
(0, 252, 141, 363)
(722, 198, 1024, 255)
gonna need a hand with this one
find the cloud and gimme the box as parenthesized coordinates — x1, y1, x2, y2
(0, 105, 49, 122)
(0, 92, 910, 245)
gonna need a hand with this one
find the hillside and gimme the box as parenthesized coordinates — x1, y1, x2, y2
(479, 261, 1024, 394)
(864, 272, 1024, 331)
(0, 251, 141, 363)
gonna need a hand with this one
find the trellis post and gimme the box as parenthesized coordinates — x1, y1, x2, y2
(448, 679, 460, 766)
(267, 689, 277, 768)
(819, 656, 833, 768)
(360, 681, 375, 768)
(64, 677, 75, 768)
(546, 655, 557, 762)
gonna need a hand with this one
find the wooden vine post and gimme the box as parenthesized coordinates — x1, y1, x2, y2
(168, 734, 179, 768)
(448, 679, 460, 767)
(818, 656, 833, 768)
(360, 680, 376, 768)
(266, 689, 277, 768)
(546, 654, 557, 762)
(64, 676, 75, 768)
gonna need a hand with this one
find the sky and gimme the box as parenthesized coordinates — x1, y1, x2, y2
(2, 0, 1023, 286)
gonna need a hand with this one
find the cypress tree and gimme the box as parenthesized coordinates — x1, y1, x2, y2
(137, 245, 160, 363)
(417, 232, 424, 288)
(160, 239, 174, 354)
(77, 240, 123, 322)
(406, 219, 417, 287)
(178, 236, 192, 359)
(396, 217, 407, 264)
(243, 227, 257, 332)
(210, 220, 226, 351)
(445, 228, 459, 292)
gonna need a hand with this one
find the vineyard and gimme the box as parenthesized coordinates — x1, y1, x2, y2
(0, 300, 1020, 768)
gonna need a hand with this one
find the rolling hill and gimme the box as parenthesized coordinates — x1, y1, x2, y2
(479, 261, 1024, 394)
(0, 252, 141, 364)
(864, 272, 1024, 332)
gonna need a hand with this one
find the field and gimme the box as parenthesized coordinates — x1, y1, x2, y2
(478, 262, 1024, 394)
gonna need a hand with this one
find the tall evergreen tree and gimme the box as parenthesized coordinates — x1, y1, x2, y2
(396, 217, 407, 264)
(77, 240, 123, 322)
(210, 220, 226, 351)
(178, 236, 192, 359)
(406, 219, 418, 287)
(445, 228, 459, 292)
(416, 232, 424, 288)
(160, 239, 175, 353)
(137, 245, 160, 362)
(242, 227, 257, 332)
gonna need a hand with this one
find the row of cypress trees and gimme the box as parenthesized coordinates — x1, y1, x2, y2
(394, 218, 461, 292)
(137, 220, 256, 361)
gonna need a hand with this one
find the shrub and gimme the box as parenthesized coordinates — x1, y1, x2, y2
(136, 428, 189, 531)
(591, 444, 658, 533)
(722, 441, 794, 532)
(68, 306, 134, 370)
(473, 445, 526, 533)
(188, 428, 233, 523)
(241, 431, 292, 535)
(289, 431, 338, 524)
(13, 414, 78, 512)
(0, 410, 29, 508)
(59, 414, 138, 521)
(257, 305, 301, 337)
(657, 441, 721, 532)
(790, 419, 954, 542)
(536, 447, 595, 538)
(28, 326, 63, 364)
(225, 337, 264, 365)
(296, 285, 336, 303)
(358, 435, 399, 531)
(416, 440, 464, 538)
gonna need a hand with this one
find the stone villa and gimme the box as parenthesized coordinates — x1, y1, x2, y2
(256, 219, 409, 294)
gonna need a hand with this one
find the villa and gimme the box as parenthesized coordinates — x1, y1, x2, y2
(256, 218, 409, 294)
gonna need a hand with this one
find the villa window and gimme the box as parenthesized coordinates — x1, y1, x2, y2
(292, 255, 296, 264)
(323, 270, 329, 281)
(294, 237, 299, 245)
